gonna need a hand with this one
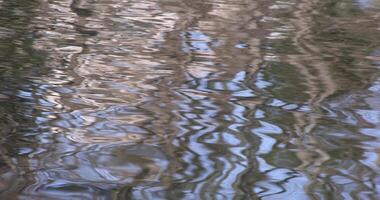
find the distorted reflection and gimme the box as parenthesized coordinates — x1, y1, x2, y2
(0, 0, 379, 199)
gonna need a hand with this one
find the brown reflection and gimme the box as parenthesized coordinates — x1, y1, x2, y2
(1, 0, 380, 199)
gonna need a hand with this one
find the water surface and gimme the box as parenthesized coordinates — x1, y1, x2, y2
(0, 0, 380, 199)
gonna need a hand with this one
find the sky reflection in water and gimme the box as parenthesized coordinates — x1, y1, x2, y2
(0, 0, 380, 199)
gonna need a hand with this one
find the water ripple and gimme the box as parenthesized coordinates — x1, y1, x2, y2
(0, 0, 380, 199)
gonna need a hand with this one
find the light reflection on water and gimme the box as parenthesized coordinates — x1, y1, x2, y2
(0, 0, 380, 199)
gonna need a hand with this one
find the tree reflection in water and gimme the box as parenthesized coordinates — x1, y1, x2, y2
(0, 0, 379, 199)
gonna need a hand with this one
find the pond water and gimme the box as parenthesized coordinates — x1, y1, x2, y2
(0, 0, 380, 199)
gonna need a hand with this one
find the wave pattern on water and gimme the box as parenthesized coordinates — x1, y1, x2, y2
(0, 0, 379, 199)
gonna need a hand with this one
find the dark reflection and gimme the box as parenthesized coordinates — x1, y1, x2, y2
(0, 0, 380, 199)
(0, 0, 50, 197)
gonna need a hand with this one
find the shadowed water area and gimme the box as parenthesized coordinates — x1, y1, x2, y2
(0, 0, 380, 199)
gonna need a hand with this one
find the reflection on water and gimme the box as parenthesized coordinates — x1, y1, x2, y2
(0, 0, 380, 199)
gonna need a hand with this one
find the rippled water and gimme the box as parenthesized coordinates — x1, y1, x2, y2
(0, 0, 380, 199)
